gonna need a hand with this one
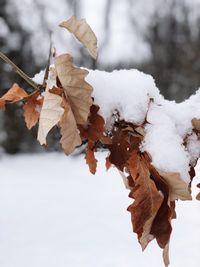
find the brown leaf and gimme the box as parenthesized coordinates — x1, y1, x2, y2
(163, 242, 170, 267)
(49, 87, 64, 96)
(127, 152, 163, 250)
(23, 94, 43, 129)
(0, 99, 5, 109)
(60, 16, 97, 59)
(55, 53, 93, 124)
(79, 105, 105, 142)
(0, 83, 28, 106)
(107, 127, 141, 171)
(157, 170, 192, 201)
(105, 156, 111, 170)
(192, 118, 200, 132)
(196, 192, 200, 200)
(85, 142, 97, 174)
(59, 97, 82, 155)
(37, 89, 64, 145)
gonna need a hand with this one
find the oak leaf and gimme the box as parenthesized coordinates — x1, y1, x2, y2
(192, 118, 200, 132)
(23, 93, 43, 129)
(157, 170, 192, 201)
(37, 89, 64, 145)
(55, 54, 93, 124)
(0, 83, 28, 109)
(60, 16, 97, 59)
(127, 152, 163, 250)
(59, 97, 82, 155)
(85, 142, 97, 174)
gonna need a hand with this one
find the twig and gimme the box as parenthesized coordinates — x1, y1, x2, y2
(0, 51, 39, 90)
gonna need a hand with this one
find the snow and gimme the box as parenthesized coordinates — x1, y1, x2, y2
(33, 66, 200, 183)
(0, 152, 199, 267)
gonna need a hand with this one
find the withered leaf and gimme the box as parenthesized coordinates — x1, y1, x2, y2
(163, 242, 170, 267)
(37, 89, 64, 145)
(60, 16, 97, 59)
(55, 53, 93, 124)
(23, 93, 43, 129)
(158, 170, 192, 201)
(192, 118, 200, 132)
(59, 97, 82, 155)
(127, 152, 163, 250)
(0, 83, 28, 109)
(79, 105, 105, 142)
(85, 142, 97, 174)
(196, 192, 200, 200)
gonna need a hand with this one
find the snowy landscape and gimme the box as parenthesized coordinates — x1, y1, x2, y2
(0, 152, 199, 267)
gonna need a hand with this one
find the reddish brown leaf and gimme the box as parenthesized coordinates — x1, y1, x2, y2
(0, 83, 28, 105)
(79, 104, 105, 142)
(196, 192, 200, 200)
(49, 87, 64, 96)
(127, 152, 163, 250)
(85, 143, 97, 174)
(23, 94, 43, 129)
(105, 156, 111, 170)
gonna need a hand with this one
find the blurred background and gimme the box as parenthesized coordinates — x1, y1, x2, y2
(1, 0, 200, 153)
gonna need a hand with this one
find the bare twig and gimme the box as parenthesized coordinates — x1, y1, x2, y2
(0, 51, 39, 90)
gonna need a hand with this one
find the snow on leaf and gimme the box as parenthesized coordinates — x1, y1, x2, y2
(37, 89, 64, 145)
(55, 53, 93, 125)
(60, 16, 97, 59)
(59, 97, 82, 155)
(23, 93, 43, 129)
(157, 170, 192, 201)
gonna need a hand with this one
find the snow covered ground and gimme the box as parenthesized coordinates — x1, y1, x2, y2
(0, 152, 199, 267)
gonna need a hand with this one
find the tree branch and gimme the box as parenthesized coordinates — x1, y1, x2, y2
(0, 51, 39, 90)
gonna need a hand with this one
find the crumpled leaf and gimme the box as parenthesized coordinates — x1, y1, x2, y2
(60, 16, 97, 59)
(127, 151, 163, 250)
(37, 88, 64, 145)
(59, 97, 82, 155)
(157, 170, 192, 201)
(0, 83, 28, 109)
(23, 93, 43, 129)
(55, 53, 93, 124)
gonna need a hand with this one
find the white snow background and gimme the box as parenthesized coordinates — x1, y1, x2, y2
(0, 152, 199, 267)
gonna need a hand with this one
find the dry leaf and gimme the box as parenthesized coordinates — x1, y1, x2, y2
(79, 105, 105, 141)
(37, 89, 64, 145)
(60, 16, 97, 59)
(158, 170, 192, 201)
(0, 83, 28, 108)
(59, 98, 82, 155)
(196, 192, 200, 200)
(163, 242, 170, 267)
(23, 94, 43, 129)
(55, 53, 93, 124)
(85, 142, 97, 174)
(127, 152, 163, 250)
(192, 118, 200, 132)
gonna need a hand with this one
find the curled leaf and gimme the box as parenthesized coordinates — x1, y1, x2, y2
(59, 97, 82, 155)
(60, 16, 97, 59)
(37, 89, 64, 145)
(23, 93, 43, 129)
(157, 170, 192, 201)
(55, 53, 93, 124)
(0, 83, 28, 109)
